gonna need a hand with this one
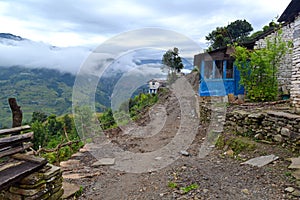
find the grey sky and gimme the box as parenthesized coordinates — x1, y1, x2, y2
(0, 0, 291, 47)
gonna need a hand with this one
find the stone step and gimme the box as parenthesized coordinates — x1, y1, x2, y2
(92, 158, 115, 167)
(61, 182, 81, 199)
(62, 171, 102, 180)
(60, 159, 81, 171)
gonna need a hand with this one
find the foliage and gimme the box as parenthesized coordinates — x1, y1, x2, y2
(31, 111, 47, 123)
(248, 21, 279, 41)
(216, 134, 256, 154)
(128, 93, 158, 120)
(206, 19, 253, 50)
(180, 183, 199, 194)
(73, 106, 104, 142)
(233, 28, 292, 102)
(31, 121, 47, 150)
(191, 67, 199, 73)
(63, 114, 73, 133)
(284, 171, 292, 177)
(168, 182, 178, 189)
(0, 66, 118, 128)
(117, 92, 159, 125)
(74, 186, 84, 198)
(99, 108, 116, 130)
(30, 112, 84, 164)
(47, 114, 63, 136)
(162, 47, 184, 74)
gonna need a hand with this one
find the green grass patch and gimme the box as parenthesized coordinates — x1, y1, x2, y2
(168, 181, 178, 189)
(216, 133, 256, 154)
(180, 183, 199, 194)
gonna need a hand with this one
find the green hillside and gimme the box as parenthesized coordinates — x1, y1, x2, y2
(0, 66, 113, 128)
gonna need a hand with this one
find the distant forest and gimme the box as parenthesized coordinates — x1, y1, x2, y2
(0, 66, 117, 128)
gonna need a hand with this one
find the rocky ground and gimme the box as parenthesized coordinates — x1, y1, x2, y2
(60, 79, 300, 200)
(62, 135, 299, 200)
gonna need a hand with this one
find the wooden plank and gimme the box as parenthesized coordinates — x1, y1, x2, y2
(0, 160, 25, 172)
(12, 153, 47, 165)
(0, 125, 31, 136)
(0, 143, 32, 159)
(0, 160, 46, 190)
(0, 132, 33, 148)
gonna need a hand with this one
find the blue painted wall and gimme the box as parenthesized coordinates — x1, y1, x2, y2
(199, 60, 244, 96)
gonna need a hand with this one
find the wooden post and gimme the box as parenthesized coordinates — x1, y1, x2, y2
(8, 98, 22, 135)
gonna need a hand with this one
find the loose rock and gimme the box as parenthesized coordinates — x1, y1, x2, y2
(285, 187, 295, 193)
(292, 190, 300, 197)
(180, 150, 190, 156)
(289, 157, 300, 169)
(92, 158, 115, 167)
(241, 154, 279, 167)
(241, 189, 250, 195)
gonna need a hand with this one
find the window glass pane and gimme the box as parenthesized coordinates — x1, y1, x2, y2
(226, 60, 234, 79)
(215, 60, 223, 79)
(204, 61, 213, 79)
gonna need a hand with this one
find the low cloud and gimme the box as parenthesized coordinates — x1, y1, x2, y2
(0, 37, 91, 73)
(0, 30, 195, 76)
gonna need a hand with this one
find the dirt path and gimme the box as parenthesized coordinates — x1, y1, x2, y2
(62, 78, 299, 200)
(64, 136, 297, 200)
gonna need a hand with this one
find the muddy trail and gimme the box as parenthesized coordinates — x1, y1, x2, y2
(61, 77, 299, 200)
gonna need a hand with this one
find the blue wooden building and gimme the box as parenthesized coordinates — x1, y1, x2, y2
(194, 46, 252, 97)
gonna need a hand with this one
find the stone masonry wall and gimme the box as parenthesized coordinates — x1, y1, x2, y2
(0, 164, 63, 200)
(291, 15, 300, 113)
(255, 24, 294, 93)
(224, 109, 300, 148)
(200, 102, 300, 149)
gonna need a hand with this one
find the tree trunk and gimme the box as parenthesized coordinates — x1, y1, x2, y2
(8, 98, 23, 135)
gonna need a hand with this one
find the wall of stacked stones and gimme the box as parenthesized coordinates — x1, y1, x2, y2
(200, 103, 300, 148)
(0, 164, 63, 200)
(255, 24, 294, 93)
(291, 15, 300, 113)
(225, 110, 300, 145)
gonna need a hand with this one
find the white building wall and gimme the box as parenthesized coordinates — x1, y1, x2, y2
(291, 15, 300, 113)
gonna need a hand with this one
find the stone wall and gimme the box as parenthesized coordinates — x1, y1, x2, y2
(291, 15, 300, 113)
(0, 164, 63, 200)
(255, 24, 294, 94)
(200, 101, 300, 149)
(224, 109, 300, 148)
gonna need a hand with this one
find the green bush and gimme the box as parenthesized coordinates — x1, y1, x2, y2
(233, 28, 292, 102)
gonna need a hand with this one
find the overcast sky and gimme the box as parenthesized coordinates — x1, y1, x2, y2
(0, 0, 291, 48)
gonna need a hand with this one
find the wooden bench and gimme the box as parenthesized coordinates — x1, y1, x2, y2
(0, 125, 47, 190)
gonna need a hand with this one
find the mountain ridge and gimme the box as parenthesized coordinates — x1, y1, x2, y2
(0, 33, 25, 41)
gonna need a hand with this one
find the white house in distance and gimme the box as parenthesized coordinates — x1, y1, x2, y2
(148, 79, 166, 94)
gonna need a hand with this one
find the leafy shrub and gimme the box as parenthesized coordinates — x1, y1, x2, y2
(233, 28, 291, 102)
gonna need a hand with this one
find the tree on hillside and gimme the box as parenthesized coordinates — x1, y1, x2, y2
(47, 114, 63, 136)
(206, 19, 253, 50)
(99, 108, 116, 130)
(63, 114, 73, 133)
(31, 111, 47, 123)
(162, 47, 184, 83)
(31, 121, 47, 150)
(162, 47, 184, 73)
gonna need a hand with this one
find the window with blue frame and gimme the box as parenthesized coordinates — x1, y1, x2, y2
(202, 60, 234, 80)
